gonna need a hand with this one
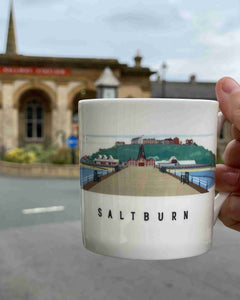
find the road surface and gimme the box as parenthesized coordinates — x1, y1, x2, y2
(0, 173, 239, 300)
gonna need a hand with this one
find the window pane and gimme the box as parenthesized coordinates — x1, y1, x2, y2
(25, 100, 44, 139)
(37, 123, 42, 138)
(27, 107, 33, 120)
(36, 107, 43, 120)
(27, 123, 33, 138)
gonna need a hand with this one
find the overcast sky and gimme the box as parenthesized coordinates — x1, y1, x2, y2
(0, 0, 240, 82)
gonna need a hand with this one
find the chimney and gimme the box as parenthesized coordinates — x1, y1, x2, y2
(134, 50, 142, 67)
(189, 74, 196, 84)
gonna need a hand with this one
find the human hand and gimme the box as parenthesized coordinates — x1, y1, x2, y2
(216, 77, 240, 231)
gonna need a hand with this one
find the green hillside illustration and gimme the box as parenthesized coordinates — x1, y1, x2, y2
(84, 144, 215, 166)
(80, 137, 216, 196)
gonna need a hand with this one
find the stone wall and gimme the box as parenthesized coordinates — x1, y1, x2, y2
(0, 161, 79, 178)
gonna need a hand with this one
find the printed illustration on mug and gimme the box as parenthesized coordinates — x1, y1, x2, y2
(80, 135, 215, 196)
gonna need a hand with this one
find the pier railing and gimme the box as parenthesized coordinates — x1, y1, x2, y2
(81, 170, 112, 186)
(190, 176, 208, 190)
(166, 164, 212, 170)
(170, 170, 209, 191)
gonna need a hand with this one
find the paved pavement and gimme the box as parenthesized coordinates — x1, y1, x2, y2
(0, 174, 240, 300)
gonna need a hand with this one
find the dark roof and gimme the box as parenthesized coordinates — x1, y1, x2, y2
(0, 54, 153, 76)
(0, 54, 123, 69)
(152, 81, 217, 100)
(121, 66, 155, 76)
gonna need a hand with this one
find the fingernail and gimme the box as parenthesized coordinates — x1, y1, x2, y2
(222, 172, 239, 186)
(222, 78, 240, 94)
(228, 196, 240, 220)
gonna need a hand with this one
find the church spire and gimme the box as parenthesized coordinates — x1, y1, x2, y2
(6, 0, 17, 55)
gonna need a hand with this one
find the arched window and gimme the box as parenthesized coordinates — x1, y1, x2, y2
(25, 99, 44, 140)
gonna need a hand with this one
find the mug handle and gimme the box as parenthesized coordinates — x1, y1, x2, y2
(214, 112, 230, 223)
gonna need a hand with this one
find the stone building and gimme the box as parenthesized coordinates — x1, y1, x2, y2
(152, 75, 232, 157)
(0, 4, 153, 149)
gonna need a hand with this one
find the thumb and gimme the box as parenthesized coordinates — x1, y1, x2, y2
(216, 77, 240, 130)
(219, 193, 240, 231)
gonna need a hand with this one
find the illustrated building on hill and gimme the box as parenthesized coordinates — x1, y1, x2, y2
(131, 136, 144, 145)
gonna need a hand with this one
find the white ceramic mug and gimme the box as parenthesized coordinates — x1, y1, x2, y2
(79, 98, 229, 260)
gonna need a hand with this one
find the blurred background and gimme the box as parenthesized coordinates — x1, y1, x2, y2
(0, 0, 240, 299)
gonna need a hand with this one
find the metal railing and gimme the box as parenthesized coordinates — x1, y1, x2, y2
(81, 170, 112, 186)
(166, 164, 213, 170)
(190, 176, 208, 190)
(170, 170, 209, 190)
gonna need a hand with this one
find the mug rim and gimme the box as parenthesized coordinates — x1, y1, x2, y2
(79, 98, 218, 106)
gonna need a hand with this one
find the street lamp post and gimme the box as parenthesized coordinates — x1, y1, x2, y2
(161, 62, 167, 98)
